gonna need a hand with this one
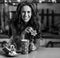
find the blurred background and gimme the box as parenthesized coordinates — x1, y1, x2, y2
(0, 0, 60, 38)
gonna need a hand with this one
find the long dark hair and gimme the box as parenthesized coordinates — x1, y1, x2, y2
(12, 2, 40, 35)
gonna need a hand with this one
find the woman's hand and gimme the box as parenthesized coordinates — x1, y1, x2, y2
(20, 27, 37, 39)
(25, 27, 37, 36)
(25, 27, 33, 33)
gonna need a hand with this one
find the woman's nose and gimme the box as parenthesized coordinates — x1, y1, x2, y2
(25, 12, 28, 17)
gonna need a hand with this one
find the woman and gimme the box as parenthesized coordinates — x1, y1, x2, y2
(10, 2, 41, 53)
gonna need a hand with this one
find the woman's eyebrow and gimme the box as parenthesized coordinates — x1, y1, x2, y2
(22, 11, 25, 12)
(28, 11, 30, 13)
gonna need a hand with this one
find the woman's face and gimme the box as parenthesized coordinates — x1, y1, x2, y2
(21, 5, 32, 23)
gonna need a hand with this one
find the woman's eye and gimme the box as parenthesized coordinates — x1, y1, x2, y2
(28, 11, 30, 13)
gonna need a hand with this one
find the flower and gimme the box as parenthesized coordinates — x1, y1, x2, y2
(25, 27, 33, 33)
(31, 30, 37, 36)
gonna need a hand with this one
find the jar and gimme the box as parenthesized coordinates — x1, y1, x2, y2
(20, 39, 29, 54)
